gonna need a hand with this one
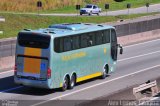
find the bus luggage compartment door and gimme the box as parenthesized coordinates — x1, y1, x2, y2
(16, 56, 48, 80)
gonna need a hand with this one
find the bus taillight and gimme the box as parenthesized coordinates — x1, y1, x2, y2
(47, 68, 51, 79)
(14, 65, 17, 75)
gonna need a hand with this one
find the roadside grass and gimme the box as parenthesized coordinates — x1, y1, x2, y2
(0, 12, 159, 39)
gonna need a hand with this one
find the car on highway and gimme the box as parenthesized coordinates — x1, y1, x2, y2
(80, 4, 101, 16)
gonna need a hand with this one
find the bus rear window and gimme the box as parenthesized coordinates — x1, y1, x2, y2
(18, 32, 50, 49)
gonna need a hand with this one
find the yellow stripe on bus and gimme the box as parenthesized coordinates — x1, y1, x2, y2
(60, 83, 63, 87)
(24, 47, 41, 74)
(77, 72, 102, 82)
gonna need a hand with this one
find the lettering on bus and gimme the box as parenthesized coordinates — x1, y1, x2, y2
(62, 52, 87, 61)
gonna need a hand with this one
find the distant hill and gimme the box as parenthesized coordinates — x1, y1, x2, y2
(0, 0, 112, 12)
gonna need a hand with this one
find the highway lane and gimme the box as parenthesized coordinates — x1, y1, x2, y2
(0, 39, 160, 106)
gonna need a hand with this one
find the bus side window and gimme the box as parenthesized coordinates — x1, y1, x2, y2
(103, 30, 110, 43)
(88, 32, 95, 46)
(95, 31, 103, 45)
(59, 38, 64, 52)
(63, 37, 72, 52)
(54, 37, 64, 53)
(72, 35, 80, 50)
(80, 33, 88, 48)
(111, 29, 117, 42)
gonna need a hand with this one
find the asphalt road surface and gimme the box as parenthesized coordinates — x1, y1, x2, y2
(0, 39, 160, 106)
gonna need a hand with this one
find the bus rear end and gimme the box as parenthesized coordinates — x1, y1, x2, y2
(14, 32, 52, 89)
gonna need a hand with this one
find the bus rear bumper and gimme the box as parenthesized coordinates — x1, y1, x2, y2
(14, 77, 52, 89)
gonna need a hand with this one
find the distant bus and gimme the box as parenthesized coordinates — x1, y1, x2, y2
(14, 23, 123, 91)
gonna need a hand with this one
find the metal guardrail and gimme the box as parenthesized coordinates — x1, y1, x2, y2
(115, 18, 160, 36)
(133, 80, 159, 100)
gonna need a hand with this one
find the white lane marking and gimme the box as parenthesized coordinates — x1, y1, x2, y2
(31, 64, 160, 106)
(0, 86, 23, 94)
(123, 38, 160, 48)
(118, 50, 160, 62)
(0, 70, 13, 75)
(0, 38, 160, 75)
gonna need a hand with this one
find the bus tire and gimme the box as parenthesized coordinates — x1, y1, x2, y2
(61, 76, 69, 91)
(101, 65, 109, 79)
(69, 74, 76, 89)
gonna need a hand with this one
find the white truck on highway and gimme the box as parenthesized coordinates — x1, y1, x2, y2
(80, 4, 101, 16)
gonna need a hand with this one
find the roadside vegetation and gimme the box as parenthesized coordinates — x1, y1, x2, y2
(0, 12, 159, 39)
(0, 0, 160, 13)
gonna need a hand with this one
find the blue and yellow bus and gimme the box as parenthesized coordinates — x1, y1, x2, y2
(14, 23, 123, 91)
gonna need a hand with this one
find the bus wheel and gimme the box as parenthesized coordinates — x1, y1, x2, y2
(61, 76, 69, 91)
(101, 65, 109, 79)
(69, 74, 76, 89)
